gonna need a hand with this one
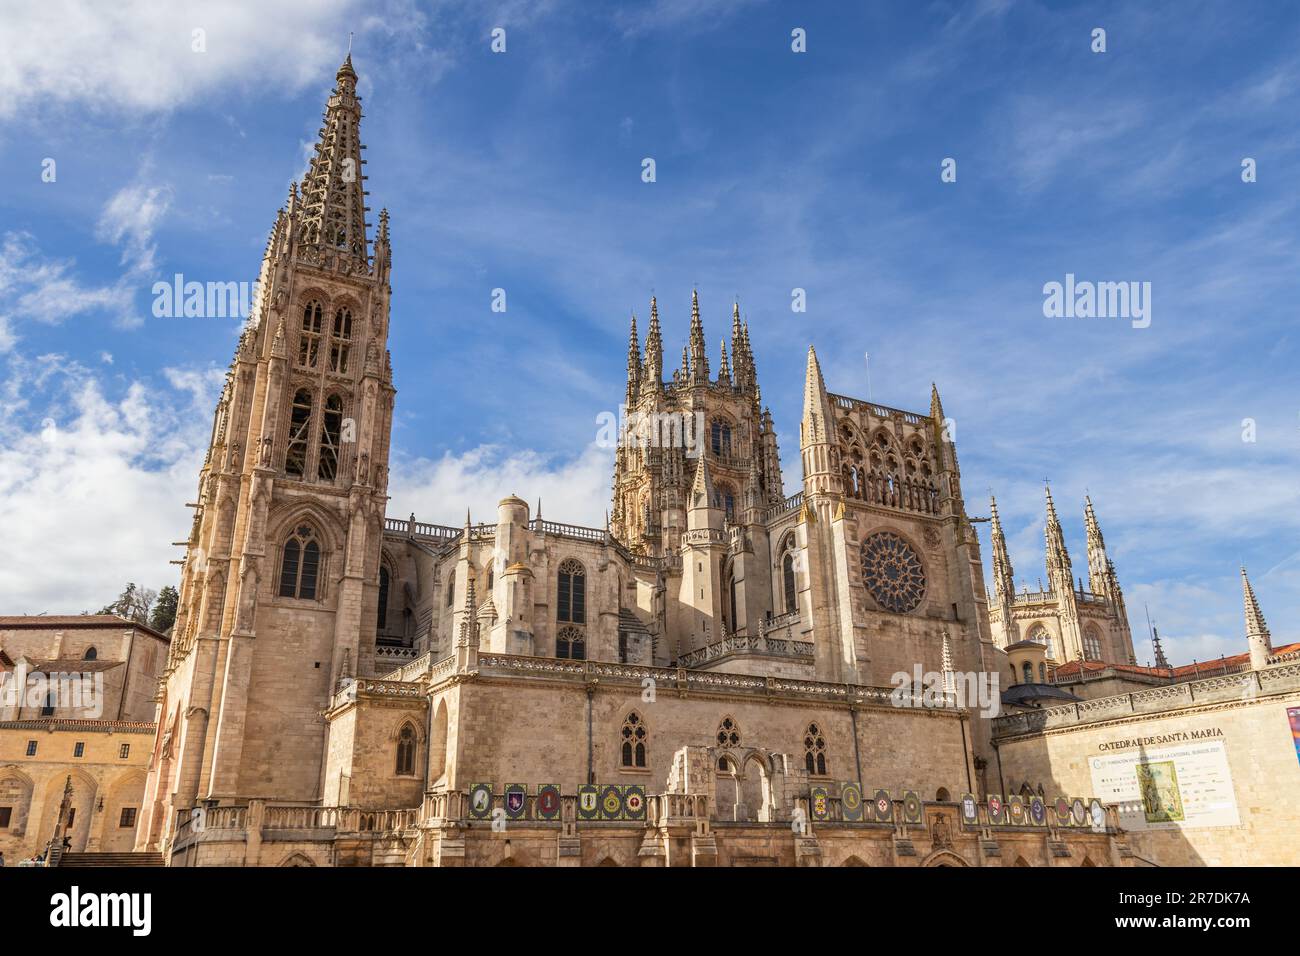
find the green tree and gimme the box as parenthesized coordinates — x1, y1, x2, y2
(98, 582, 156, 625)
(149, 585, 179, 634)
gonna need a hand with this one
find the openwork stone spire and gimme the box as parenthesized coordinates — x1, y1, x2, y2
(688, 290, 709, 383)
(989, 495, 1015, 600)
(1044, 484, 1072, 580)
(642, 295, 663, 386)
(298, 54, 370, 265)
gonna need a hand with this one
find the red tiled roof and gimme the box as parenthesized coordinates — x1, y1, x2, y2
(1053, 642, 1300, 680)
(0, 614, 170, 642)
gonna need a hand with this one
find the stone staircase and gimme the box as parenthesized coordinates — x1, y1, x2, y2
(58, 851, 165, 868)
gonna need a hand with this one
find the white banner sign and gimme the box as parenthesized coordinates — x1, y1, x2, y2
(1089, 739, 1239, 830)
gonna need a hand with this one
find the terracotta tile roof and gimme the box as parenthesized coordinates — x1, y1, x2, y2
(0, 614, 170, 642)
(1053, 642, 1300, 681)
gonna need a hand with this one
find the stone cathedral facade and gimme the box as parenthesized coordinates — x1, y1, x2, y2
(132, 59, 1172, 867)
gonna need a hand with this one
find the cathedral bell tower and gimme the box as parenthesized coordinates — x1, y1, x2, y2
(137, 56, 396, 848)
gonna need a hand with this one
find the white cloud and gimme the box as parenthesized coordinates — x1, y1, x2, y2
(0, 357, 220, 614)
(388, 442, 613, 529)
(0, 0, 361, 119)
(96, 183, 173, 277)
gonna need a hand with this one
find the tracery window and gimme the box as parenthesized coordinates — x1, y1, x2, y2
(285, 388, 313, 478)
(557, 559, 586, 624)
(317, 393, 344, 481)
(1083, 626, 1103, 661)
(556, 625, 585, 660)
(1027, 624, 1056, 660)
(298, 300, 323, 368)
(279, 524, 321, 599)
(804, 722, 828, 776)
(716, 715, 741, 750)
(620, 711, 647, 768)
(860, 532, 926, 613)
(395, 723, 416, 776)
(328, 307, 352, 374)
(1022, 662, 1033, 684)
(711, 419, 732, 456)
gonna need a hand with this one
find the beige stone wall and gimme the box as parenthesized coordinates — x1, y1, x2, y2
(439, 677, 973, 801)
(0, 723, 153, 860)
(995, 683, 1300, 865)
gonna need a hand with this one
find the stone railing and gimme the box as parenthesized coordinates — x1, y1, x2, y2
(679, 633, 814, 669)
(474, 653, 940, 711)
(529, 519, 605, 542)
(375, 645, 419, 662)
(765, 492, 804, 521)
(0, 718, 156, 734)
(995, 662, 1300, 738)
(829, 393, 928, 426)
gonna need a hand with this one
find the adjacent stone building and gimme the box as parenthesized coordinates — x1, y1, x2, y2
(0, 616, 167, 860)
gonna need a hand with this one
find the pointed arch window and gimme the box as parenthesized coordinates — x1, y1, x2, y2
(804, 722, 828, 776)
(328, 307, 352, 373)
(1083, 626, 1103, 662)
(556, 625, 585, 660)
(782, 551, 797, 615)
(446, 572, 455, 608)
(1022, 662, 1034, 684)
(377, 566, 390, 632)
(711, 419, 732, 456)
(620, 712, 647, 768)
(298, 300, 323, 368)
(317, 394, 344, 481)
(279, 524, 321, 599)
(285, 389, 313, 478)
(82, 647, 97, 661)
(395, 723, 417, 776)
(557, 559, 586, 624)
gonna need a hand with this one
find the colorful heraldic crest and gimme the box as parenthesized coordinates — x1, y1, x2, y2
(960, 793, 979, 825)
(504, 784, 528, 820)
(577, 784, 599, 821)
(903, 790, 922, 824)
(600, 784, 624, 820)
(1071, 798, 1087, 827)
(1054, 796, 1071, 825)
(536, 784, 561, 820)
(623, 785, 647, 821)
(873, 789, 893, 822)
(1008, 795, 1026, 825)
(469, 783, 493, 820)
(840, 783, 864, 822)
(1088, 798, 1106, 830)
(810, 786, 831, 821)
(1029, 795, 1047, 826)
(986, 794, 1005, 825)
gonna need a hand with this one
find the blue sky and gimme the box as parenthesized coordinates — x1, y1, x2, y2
(1, 0, 1296, 667)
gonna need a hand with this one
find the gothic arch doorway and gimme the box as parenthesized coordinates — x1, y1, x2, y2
(921, 850, 969, 867)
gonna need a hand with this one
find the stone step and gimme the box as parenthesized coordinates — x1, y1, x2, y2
(58, 852, 165, 868)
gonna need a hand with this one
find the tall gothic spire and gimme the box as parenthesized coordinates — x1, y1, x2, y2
(801, 345, 834, 445)
(1044, 484, 1072, 582)
(1241, 566, 1272, 669)
(643, 296, 663, 387)
(299, 55, 370, 265)
(718, 339, 731, 385)
(989, 494, 1015, 600)
(625, 313, 641, 404)
(688, 290, 709, 383)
